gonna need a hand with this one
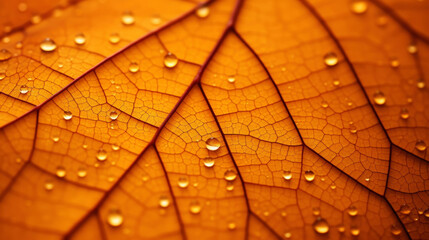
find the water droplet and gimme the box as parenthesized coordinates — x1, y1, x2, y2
(121, 11, 135, 25)
(400, 108, 410, 120)
(63, 111, 72, 120)
(227, 222, 236, 230)
(330, 183, 337, 190)
(107, 209, 123, 227)
(142, 175, 149, 182)
(417, 79, 425, 89)
(0, 49, 12, 61)
(263, 211, 269, 217)
(44, 180, 54, 191)
(178, 177, 189, 188)
(189, 200, 202, 214)
(56, 166, 66, 178)
(226, 181, 234, 191)
(365, 177, 370, 182)
(304, 170, 315, 182)
(196, 6, 210, 18)
(15, 41, 23, 49)
(31, 15, 41, 24)
(112, 144, 120, 151)
(128, 62, 139, 73)
(74, 33, 86, 45)
(18, 2, 28, 12)
(52, 136, 59, 142)
(109, 33, 120, 44)
(150, 15, 161, 25)
(351, 1, 368, 14)
(224, 169, 237, 181)
(109, 111, 119, 120)
(0, 72, 5, 80)
(390, 58, 400, 68)
(282, 170, 292, 181)
(203, 157, 215, 168)
(324, 52, 338, 67)
(109, 121, 118, 130)
(373, 91, 386, 106)
(377, 15, 388, 27)
(424, 209, 429, 218)
(350, 226, 360, 236)
(312, 207, 321, 216)
(415, 140, 427, 152)
(77, 167, 87, 178)
(206, 137, 220, 151)
(333, 79, 340, 86)
(349, 122, 357, 134)
(97, 148, 108, 161)
(391, 225, 402, 236)
(40, 38, 57, 52)
(313, 217, 329, 234)
(164, 52, 178, 68)
(227, 76, 236, 83)
(321, 100, 329, 108)
(347, 205, 358, 217)
(284, 232, 292, 239)
(159, 196, 170, 208)
(20, 85, 29, 94)
(337, 224, 345, 233)
(408, 42, 418, 54)
(399, 204, 411, 215)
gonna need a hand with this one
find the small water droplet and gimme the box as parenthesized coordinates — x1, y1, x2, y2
(121, 11, 135, 25)
(74, 33, 86, 45)
(227, 222, 236, 230)
(337, 224, 345, 233)
(44, 180, 54, 191)
(304, 170, 315, 182)
(112, 144, 120, 151)
(63, 111, 72, 120)
(159, 195, 170, 208)
(365, 177, 370, 182)
(56, 166, 66, 178)
(333, 79, 340, 86)
(178, 177, 189, 188)
(52, 136, 59, 142)
(324, 52, 338, 67)
(400, 108, 410, 120)
(128, 62, 139, 73)
(312, 207, 321, 216)
(77, 167, 87, 178)
(313, 217, 329, 234)
(349, 122, 357, 134)
(415, 140, 427, 152)
(142, 175, 149, 182)
(107, 209, 123, 227)
(350, 226, 360, 236)
(330, 183, 337, 190)
(15, 41, 23, 49)
(284, 232, 292, 239)
(282, 170, 292, 180)
(189, 200, 202, 214)
(0, 49, 12, 61)
(150, 15, 161, 25)
(40, 38, 57, 52)
(20, 85, 29, 94)
(196, 6, 210, 18)
(109, 111, 119, 120)
(109, 33, 120, 44)
(347, 205, 358, 217)
(203, 157, 215, 168)
(417, 79, 425, 89)
(224, 169, 237, 181)
(97, 148, 108, 161)
(399, 204, 411, 215)
(424, 209, 429, 218)
(351, 1, 368, 14)
(206, 137, 220, 151)
(373, 91, 386, 106)
(0, 72, 5, 80)
(408, 42, 418, 54)
(109, 121, 118, 130)
(164, 52, 178, 68)
(321, 100, 329, 108)
(227, 76, 235, 83)
(391, 224, 402, 236)
(18, 2, 28, 12)
(226, 181, 234, 191)
(390, 58, 400, 68)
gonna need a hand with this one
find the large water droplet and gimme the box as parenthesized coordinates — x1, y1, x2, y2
(97, 148, 108, 161)
(224, 169, 237, 181)
(350, 226, 360, 236)
(40, 38, 57, 52)
(415, 140, 427, 152)
(74, 33, 86, 45)
(324, 52, 338, 67)
(63, 111, 72, 120)
(196, 6, 210, 18)
(164, 52, 178, 68)
(56, 166, 66, 178)
(206, 137, 220, 151)
(313, 217, 329, 234)
(373, 91, 386, 106)
(77, 167, 87, 178)
(159, 195, 170, 208)
(0, 49, 12, 61)
(282, 170, 292, 180)
(20, 85, 29, 94)
(304, 170, 315, 182)
(178, 177, 189, 188)
(347, 205, 358, 217)
(107, 209, 123, 227)
(128, 62, 139, 73)
(121, 11, 135, 25)
(189, 200, 202, 214)
(203, 157, 215, 168)
(109, 111, 119, 120)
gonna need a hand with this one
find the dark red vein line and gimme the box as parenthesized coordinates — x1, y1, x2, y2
(0, 0, 213, 131)
(96, 212, 108, 240)
(153, 145, 187, 240)
(250, 212, 283, 240)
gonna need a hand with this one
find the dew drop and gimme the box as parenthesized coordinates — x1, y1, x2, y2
(40, 38, 57, 52)
(373, 91, 386, 106)
(312, 207, 321, 216)
(44, 180, 54, 191)
(203, 157, 215, 168)
(121, 11, 135, 25)
(415, 140, 427, 152)
(337, 224, 345, 233)
(391, 225, 402, 236)
(128, 62, 139, 73)
(224, 169, 237, 181)
(112, 144, 120, 151)
(164, 52, 178, 68)
(400, 108, 410, 120)
(97, 148, 108, 161)
(227, 222, 236, 230)
(304, 170, 315, 182)
(77, 167, 87, 178)
(18, 2, 28, 12)
(109, 33, 120, 44)
(313, 217, 329, 234)
(417, 79, 425, 89)
(0, 49, 12, 61)
(0, 72, 5, 80)
(333, 79, 340, 86)
(15, 41, 23, 49)
(150, 15, 161, 25)
(365, 177, 370, 182)
(142, 175, 149, 182)
(74, 33, 86, 45)
(408, 42, 418, 54)
(347, 205, 358, 217)
(390, 58, 400, 68)
(178, 177, 189, 188)
(227, 76, 236, 83)
(424, 209, 429, 218)
(107, 209, 123, 227)
(284, 232, 292, 239)
(31, 15, 42, 24)
(324, 52, 338, 67)
(159, 195, 170, 208)
(399, 204, 411, 215)
(349, 122, 357, 134)
(109, 111, 119, 120)
(330, 183, 337, 190)
(321, 100, 329, 108)
(56, 166, 66, 178)
(109, 121, 118, 130)
(52, 136, 60, 143)
(63, 111, 72, 120)
(189, 200, 202, 214)
(196, 6, 210, 18)
(206, 137, 220, 151)
(351, 1, 368, 14)
(226, 181, 234, 191)
(20, 85, 29, 94)
(282, 170, 292, 180)
(350, 226, 360, 236)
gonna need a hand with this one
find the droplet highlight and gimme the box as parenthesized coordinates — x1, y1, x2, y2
(63, 111, 72, 120)
(40, 38, 57, 52)
(97, 148, 108, 161)
(178, 177, 189, 188)
(196, 6, 210, 18)
(56, 166, 66, 178)
(159, 196, 170, 208)
(128, 62, 139, 73)
(107, 209, 123, 227)
(74, 33, 86, 45)
(373, 91, 386, 106)
(313, 217, 329, 234)
(206, 137, 220, 151)
(351, 1, 368, 14)
(189, 200, 202, 214)
(164, 52, 178, 68)
(121, 11, 135, 25)
(415, 140, 427, 152)
(224, 169, 237, 181)
(20, 85, 29, 94)
(203, 157, 215, 168)
(324, 52, 338, 67)
(304, 170, 315, 182)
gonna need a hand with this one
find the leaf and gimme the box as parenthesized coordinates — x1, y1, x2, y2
(0, 0, 428, 239)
